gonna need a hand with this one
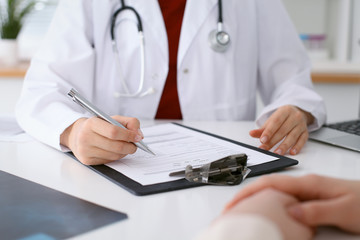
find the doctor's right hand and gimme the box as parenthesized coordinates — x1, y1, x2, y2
(60, 116, 144, 165)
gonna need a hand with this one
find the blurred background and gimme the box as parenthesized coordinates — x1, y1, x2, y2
(0, 0, 359, 123)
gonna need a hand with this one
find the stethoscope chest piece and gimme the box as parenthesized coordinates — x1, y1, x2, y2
(208, 29, 230, 52)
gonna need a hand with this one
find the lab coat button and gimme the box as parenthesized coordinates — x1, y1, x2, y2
(183, 68, 189, 74)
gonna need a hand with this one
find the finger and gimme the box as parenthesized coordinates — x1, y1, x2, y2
(262, 188, 300, 206)
(108, 116, 143, 140)
(249, 128, 270, 151)
(224, 174, 337, 212)
(87, 117, 141, 142)
(262, 115, 301, 152)
(112, 115, 141, 131)
(88, 157, 117, 165)
(83, 157, 119, 165)
(273, 125, 307, 155)
(259, 109, 290, 144)
(90, 134, 138, 156)
(290, 131, 309, 155)
(224, 175, 296, 212)
(90, 146, 132, 161)
(75, 146, 128, 165)
(78, 157, 115, 166)
(227, 188, 299, 214)
(249, 128, 264, 138)
(288, 197, 350, 229)
(258, 144, 270, 151)
(263, 107, 309, 153)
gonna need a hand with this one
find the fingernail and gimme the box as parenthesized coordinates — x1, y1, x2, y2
(259, 145, 267, 150)
(291, 148, 297, 155)
(275, 149, 283, 155)
(260, 136, 268, 144)
(135, 135, 142, 142)
(137, 129, 144, 138)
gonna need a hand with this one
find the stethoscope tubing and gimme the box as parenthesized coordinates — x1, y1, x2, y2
(111, 0, 229, 98)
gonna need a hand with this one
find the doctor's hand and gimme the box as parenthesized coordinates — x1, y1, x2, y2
(220, 188, 313, 240)
(224, 174, 360, 234)
(249, 105, 314, 155)
(60, 116, 144, 165)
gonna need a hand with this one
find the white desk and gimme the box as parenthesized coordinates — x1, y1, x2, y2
(1, 121, 360, 240)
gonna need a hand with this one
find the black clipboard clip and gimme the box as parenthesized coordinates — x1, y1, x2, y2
(169, 153, 250, 186)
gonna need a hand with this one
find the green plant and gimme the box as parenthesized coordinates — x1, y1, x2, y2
(0, 0, 37, 39)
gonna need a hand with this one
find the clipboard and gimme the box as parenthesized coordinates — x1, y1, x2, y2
(66, 123, 298, 196)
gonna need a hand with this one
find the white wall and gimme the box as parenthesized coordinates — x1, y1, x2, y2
(281, 0, 328, 35)
(256, 83, 360, 124)
(313, 83, 360, 123)
(282, 0, 357, 62)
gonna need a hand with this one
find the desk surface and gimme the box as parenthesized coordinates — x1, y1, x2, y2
(1, 121, 360, 240)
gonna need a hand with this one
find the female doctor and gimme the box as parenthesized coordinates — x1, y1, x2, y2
(16, 0, 326, 165)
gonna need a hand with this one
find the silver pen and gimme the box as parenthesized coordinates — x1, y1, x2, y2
(67, 88, 155, 155)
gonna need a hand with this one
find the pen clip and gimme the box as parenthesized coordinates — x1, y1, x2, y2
(68, 89, 95, 116)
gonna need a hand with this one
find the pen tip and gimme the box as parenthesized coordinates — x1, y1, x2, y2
(146, 147, 156, 156)
(138, 142, 156, 155)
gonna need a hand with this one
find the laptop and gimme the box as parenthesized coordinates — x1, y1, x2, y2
(309, 93, 360, 152)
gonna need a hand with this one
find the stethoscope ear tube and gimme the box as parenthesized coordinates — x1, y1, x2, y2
(110, 6, 143, 41)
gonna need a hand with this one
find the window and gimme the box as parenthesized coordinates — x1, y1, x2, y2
(16, 0, 58, 60)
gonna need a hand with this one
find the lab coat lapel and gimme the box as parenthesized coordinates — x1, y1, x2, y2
(128, 0, 168, 63)
(117, 0, 217, 70)
(178, 0, 217, 68)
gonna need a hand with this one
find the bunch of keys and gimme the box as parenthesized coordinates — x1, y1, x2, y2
(169, 153, 249, 186)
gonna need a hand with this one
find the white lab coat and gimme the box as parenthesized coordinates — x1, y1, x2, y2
(16, 0, 326, 150)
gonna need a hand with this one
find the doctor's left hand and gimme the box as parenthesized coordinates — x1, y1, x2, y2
(60, 116, 144, 165)
(249, 105, 314, 155)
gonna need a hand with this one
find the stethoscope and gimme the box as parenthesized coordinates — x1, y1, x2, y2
(110, 0, 230, 98)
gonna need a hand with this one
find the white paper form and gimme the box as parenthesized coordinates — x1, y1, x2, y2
(0, 115, 33, 142)
(106, 123, 278, 186)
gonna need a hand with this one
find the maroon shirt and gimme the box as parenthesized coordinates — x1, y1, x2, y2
(155, 0, 186, 119)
